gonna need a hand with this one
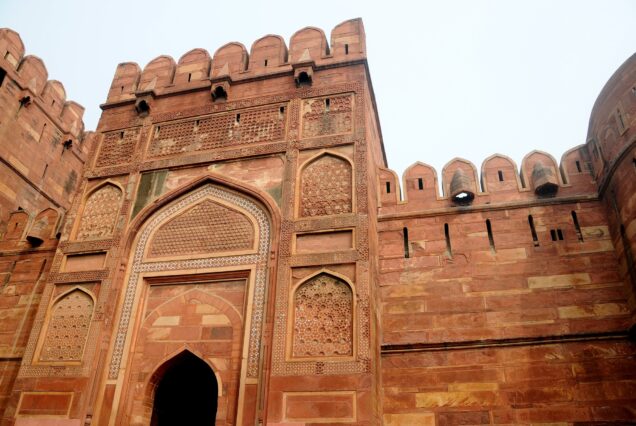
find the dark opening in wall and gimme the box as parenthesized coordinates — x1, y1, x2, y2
(120, 86, 124, 93)
(279, 106, 285, 118)
(444, 223, 452, 257)
(325, 98, 330, 111)
(572, 211, 583, 242)
(403, 227, 410, 258)
(235, 113, 240, 124)
(0, 67, 6, 87)
(486, 219, 495, 252)
(550, 229, 564, 241)
(51, 100, 55, 107)
(575, 160, 582, 173)
(385, 182, 391, 194)
(42, 164, 48, 179)
(213, 86, 227, 101)
(18, 96, 31, 112)
(120, 131, 125, 139)
(418, 178, 424, 190)
(264, 59, 268, 66)
(528, 215, 539, 246)
(136, 99, 150, 116)
(633, 157, 636, 171)
(188, 73, 192, 82)
(345, 44, 349, 55)
(297, 71, 311, 87)
(497, 170, 504, 181)
(194, 120, 200, 131)
(39, 123, 47, 142)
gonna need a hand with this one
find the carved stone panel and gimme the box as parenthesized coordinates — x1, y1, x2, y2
(39, 289, 94, 362)
(148, 104, 287, 158)
(95, 128, 140, 168)
(301, 94, 353, 139)
(292, 273, 353, 358)
(300, 154, 353, 217)
(76, 184, 122, 240)
(147, 199, 255, 258)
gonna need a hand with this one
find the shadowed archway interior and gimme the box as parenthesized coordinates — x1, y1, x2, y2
(150, 351, 218, 426)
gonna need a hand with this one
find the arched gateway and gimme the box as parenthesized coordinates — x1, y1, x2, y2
(108, 181, 274, 425)
(150, 350, 218, 425)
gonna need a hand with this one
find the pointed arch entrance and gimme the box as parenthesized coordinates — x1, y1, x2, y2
(150, 350, 218, 426)
(106, 181, 276, 425)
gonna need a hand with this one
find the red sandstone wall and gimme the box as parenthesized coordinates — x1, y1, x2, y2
(383, 339, 636, 424)
(377, 143, 636, 421)
(0, 29, 90, 423)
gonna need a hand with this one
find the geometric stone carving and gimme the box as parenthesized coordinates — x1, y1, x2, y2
(39, 289, 94, 362)
(95, 128, 139, 168)
(300, 154, 352, 217)
(76, 184, 122, 240)
(292, 273, 353, 358)
(302, 94, 353, 138)
(148, 199, 255, 258)
(148, 105, 287, 158)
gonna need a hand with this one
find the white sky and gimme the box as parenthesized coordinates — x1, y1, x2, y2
(2, 0, 635, 181)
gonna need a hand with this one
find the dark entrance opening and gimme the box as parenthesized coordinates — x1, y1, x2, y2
(151, 351, 218, 426)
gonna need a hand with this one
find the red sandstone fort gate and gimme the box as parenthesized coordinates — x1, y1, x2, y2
(0, 18, 635, 426)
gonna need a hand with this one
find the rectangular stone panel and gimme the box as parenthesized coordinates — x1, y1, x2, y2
(301, 94, 353, 138)
(17, 392, 73, 417)
(63, 252, 106, 272)
(295, 230, 354, 253)
(148, 104, 287, 158)
(283, 391, 356, 423)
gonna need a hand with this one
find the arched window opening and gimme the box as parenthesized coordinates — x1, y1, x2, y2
(135, 99, 150, 116)
(297, 71, 311, 87)
(151, 351, 218, 426)
(212, 85, 227, 101)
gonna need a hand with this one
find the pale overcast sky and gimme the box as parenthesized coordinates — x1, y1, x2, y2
(1, 0, 634, 183)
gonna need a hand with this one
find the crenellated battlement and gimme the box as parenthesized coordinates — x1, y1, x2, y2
(104, 18, 366, 104)
(378, 145, 598, 214)
(0, 28, 85, 140)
